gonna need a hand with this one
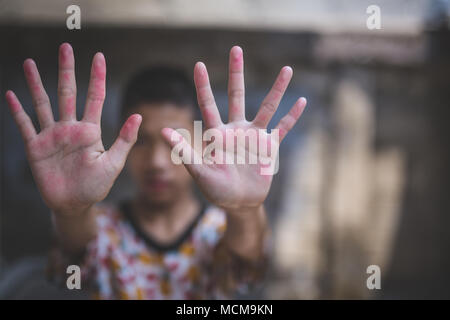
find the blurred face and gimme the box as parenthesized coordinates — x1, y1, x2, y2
(127, 103, 194, 206)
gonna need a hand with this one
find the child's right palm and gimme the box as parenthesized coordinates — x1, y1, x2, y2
(5, 43, 141, 216)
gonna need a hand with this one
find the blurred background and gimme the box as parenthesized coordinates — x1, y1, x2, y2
(1, 0, 450, 299)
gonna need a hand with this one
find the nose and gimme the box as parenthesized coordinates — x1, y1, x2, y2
(146, 141, 171, 172)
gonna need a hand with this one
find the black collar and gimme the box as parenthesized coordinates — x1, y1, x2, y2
(120, 201, 206, 253)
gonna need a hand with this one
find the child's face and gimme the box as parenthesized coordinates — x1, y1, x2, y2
(127, 103, 194, 206)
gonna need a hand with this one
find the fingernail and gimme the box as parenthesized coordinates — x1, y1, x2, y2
(300, 97, 307, 105)
(232, 46, 243, 60)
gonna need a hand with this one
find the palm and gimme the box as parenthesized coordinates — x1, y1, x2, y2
(162, 46, 306, 210)
(194, 123, 275, 208)
(6, 43, 141, 214)
(28, 122, 109, 212)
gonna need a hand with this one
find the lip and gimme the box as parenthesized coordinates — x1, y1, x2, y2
(144, 178, 171, 192)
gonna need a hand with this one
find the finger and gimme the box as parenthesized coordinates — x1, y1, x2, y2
(5, 90, 37, 143)
(194, 62, 222, 128)
(83, 52, 106, 124)
(161, 127, 204, 180)
(23, 59, 54, 129)
(227, 46, 245, 122)
(274, 97, 307, 141)
(57, 43, 77, 121)
(107, 114, 142, 172)
(253, 66, 293, 128)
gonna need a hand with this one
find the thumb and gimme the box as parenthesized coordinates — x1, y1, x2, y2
(107, 114, 142, 172)
(161, 127, 204, 180)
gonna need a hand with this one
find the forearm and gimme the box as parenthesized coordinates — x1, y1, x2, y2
(52, 205, 98, 255)
(223, 205, 269, 262)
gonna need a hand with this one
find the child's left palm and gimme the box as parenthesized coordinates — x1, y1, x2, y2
(162, 46, 306, 210)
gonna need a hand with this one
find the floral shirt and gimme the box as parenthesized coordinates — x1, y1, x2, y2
(49, 202, 264, 299)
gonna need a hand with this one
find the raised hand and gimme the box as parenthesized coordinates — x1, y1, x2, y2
(5, 43, 141, 216)
(162, 46, 306, 211)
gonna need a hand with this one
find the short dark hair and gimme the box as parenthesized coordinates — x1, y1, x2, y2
(121, 66, 197, 121)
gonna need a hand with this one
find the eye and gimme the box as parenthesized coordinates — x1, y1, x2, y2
(135, 135, 155, 148)
(135, 136, 145, 146)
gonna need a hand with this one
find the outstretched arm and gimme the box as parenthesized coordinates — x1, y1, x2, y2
(161, 46, 307, 263)
(5, 43, 142, 254)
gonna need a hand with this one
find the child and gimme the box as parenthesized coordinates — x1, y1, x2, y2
(5, 43, 307, 299)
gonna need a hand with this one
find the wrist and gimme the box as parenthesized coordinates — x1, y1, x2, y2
(223, 204, 268, 261)
(224, 204, 266, 234)
(51, 205, 97, 255)
(223, 203, 264, 218)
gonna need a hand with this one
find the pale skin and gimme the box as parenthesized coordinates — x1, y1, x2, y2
(5, 43, 306, 263)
